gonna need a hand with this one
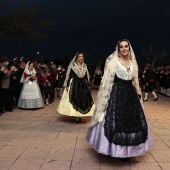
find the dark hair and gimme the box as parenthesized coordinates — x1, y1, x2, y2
(28, 61, 34, 66)
(75, 52, 84, 61)
(118, 39, 130, 51)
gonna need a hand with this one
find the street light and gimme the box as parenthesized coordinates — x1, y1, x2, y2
(37, 52, 44, 63)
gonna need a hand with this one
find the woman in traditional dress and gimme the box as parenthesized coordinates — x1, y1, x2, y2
(86, 39, 153, 159)
(18, 61, 44, 109)
(57, 52, 95, 123)
(93, 67, 102, 86)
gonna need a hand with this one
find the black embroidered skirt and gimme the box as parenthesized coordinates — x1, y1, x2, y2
(69, 78, 94, 114)
(104, 77, 148, 146)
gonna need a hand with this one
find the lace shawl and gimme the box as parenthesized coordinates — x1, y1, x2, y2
(72, 62, 88, 79)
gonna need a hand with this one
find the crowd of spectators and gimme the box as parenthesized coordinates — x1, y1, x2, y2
(0, 56, 66, 114)
(139, 64, 170, 97)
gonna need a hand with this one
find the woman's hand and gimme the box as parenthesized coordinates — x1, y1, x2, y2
(32, 75, 36, 80)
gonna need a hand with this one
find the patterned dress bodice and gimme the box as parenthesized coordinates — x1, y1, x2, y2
(115, 60, 134, 81)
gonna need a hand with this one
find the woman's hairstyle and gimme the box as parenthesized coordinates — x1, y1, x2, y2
(28, 61, 34, 66)
(75, 52, 84, 61)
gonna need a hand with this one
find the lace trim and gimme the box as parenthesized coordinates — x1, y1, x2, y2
(72, 63, 87, 78)
(116, 61, 134, 80)
(104, 77, 148, 146)
(69, 78, 94, 114)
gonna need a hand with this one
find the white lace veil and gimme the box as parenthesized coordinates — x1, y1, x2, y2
(63, 52, 90, 87)
(90, 39, 142, 127)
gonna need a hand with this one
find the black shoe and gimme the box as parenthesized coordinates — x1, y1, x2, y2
(143, 99, 148, 101)
(153, 97, 158, 101)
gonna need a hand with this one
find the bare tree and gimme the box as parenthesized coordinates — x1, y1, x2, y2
(0, 0, 56, 43)
(142, 45, 170, 66)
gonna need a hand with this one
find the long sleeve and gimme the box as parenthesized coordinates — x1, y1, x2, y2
(24, 72, 29, 79)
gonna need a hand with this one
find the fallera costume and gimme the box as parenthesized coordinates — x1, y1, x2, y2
(86, 41, 153, 158)
(57, 54, 95, 117)
(18, 62, 44, 109)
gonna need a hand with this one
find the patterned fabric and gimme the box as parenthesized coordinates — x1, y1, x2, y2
(69, 77, 94, 114)
(116, 60, 134, 80)
(18, 98, 44, 109)
(20, 81, 41, 99)
(72, 62, 88, 79)
(57, 88, 95, 117)
(104, 76, 148, 146)
(86, 119, 153, 158)
(18, 80, 44, 109)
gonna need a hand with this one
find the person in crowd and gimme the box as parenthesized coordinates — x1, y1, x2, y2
(0, 56, 15, 112)
(9, 63, 19, 108)
(93, 66, 102, 86)
(140, 67, 146, 91)
(37, 64, 54, 105)
(51, 63, 58, 88)
(143, 63, 158, 101)
(50, 63, 57, 101)
(155, 66, 160, 93)
(159, 66, 166, 95)
(18, 61, 44, 109)
(56, 65, 65, 99)
(33, 61, 40, 73)
(86, 39, 153, 160)
(57, 52, 95, 123)
(15, 61, 25, 105)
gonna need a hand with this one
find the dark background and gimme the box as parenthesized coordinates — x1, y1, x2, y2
(1, 0, 170, 66)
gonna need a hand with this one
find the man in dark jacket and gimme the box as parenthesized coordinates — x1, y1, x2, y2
(143, 63, 158, 101)
(56, 65, 65, 99)
(0, 56, 15, 112)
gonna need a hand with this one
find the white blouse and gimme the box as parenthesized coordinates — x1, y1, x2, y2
(115, 60, 134, 80)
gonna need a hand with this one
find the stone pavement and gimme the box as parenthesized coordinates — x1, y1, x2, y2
(0, 91, 169, 170)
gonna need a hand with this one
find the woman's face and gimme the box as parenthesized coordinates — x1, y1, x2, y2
(52, 64, 56, 69)
(119, 41, 130, 57)
(77, 54, 84, 63)
(29, 63, 34, 70)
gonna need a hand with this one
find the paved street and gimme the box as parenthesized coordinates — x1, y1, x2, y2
(0, 91, 170, 170)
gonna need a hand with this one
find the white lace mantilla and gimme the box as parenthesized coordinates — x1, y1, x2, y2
(116, 60, 134, 80)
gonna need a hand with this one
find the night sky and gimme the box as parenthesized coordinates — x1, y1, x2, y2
(1, 0, 170, 65)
